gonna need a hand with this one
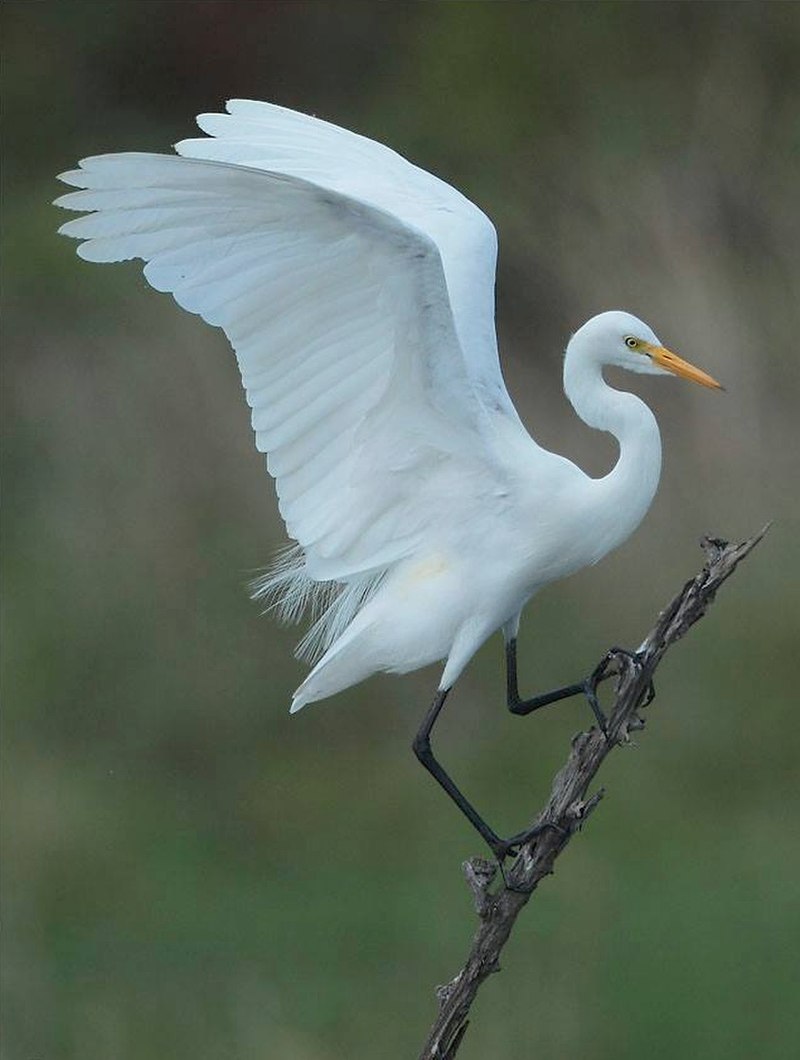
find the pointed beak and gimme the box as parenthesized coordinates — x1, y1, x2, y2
(644, 343, 724, 390)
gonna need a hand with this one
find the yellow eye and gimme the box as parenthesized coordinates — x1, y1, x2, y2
(624, 336, 638, 349)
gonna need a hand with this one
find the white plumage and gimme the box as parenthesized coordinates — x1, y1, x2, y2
(55, 100, 721, 725)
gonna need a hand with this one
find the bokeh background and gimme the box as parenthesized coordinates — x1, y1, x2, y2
(4, 2, 799, 1058)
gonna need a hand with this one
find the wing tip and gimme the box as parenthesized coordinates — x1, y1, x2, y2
(289, 693, 307, 714)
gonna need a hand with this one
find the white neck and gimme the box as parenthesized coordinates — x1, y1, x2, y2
(563, 340, 662, 554)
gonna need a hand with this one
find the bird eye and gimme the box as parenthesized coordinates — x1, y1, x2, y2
(624, 336, 638, 349)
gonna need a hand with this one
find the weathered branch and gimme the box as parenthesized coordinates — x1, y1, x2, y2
(418, 528, 768, 1060)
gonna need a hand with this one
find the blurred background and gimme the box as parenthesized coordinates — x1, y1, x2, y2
(3, 2, 799, 1058)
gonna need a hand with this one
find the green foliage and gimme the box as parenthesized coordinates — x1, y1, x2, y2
(3, 2, 799, 1057)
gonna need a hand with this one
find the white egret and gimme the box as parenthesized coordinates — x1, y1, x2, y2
(56, 101, 722, 857)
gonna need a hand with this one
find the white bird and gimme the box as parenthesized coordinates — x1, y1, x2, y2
(56, 100, 722, 857)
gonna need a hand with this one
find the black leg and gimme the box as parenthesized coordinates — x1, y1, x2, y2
(413, 688, 561, 860)
(413, 690, 504, 853)
(413, 643, 655, 859)
(506, 639, 656, 736)
(505, 637, 608, 731)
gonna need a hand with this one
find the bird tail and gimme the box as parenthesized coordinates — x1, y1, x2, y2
(250, 543, 386, 666)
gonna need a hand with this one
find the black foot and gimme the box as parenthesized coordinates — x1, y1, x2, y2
(608, 646, 656, 707)
(490, 820, 567, 861)
(585, 647, 656, 739)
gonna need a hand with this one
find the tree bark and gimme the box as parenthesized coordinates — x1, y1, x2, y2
(418, 528, 768, 1060)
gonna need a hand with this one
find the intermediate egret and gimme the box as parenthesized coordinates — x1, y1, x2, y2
(56, 101, 722, 857)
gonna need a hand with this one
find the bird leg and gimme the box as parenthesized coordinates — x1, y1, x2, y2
(505, 637, 611, 732)
(504, 639, 656, 735)
(413, 689, 563, 860)
(413, 644, 655, 859)
(509, 641, 656, 740)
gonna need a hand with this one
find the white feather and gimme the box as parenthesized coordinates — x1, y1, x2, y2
(55, 102, 521, 666)
(56, 102, 714, 714)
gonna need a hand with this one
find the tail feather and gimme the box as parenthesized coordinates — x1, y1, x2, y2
(250, 542, 386, 665)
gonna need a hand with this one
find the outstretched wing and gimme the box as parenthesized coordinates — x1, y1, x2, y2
(55, 101, 524, 589)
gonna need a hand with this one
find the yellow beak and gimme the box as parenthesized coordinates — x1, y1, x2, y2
(644, 343, 724, 390)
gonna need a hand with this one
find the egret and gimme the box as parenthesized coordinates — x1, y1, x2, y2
(56, 101, 722, 857)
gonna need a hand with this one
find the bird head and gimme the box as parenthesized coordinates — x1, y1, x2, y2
(574, 310, 723, 389)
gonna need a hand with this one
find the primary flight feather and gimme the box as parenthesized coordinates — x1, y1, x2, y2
(56, 100, 722, 856)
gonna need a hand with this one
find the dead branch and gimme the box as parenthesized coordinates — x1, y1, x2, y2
(418, 527, 768, 1060)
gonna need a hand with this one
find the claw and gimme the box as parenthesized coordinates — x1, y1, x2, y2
(608, 647, 656, 708)
(607, 645, 642, 665)
(583, 675, 610, 736)
(585, 654, 615, 735)
(588, 648, 656, 733)
(491, 820, 567, 861)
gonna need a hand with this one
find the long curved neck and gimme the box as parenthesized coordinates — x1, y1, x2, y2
(563, 344, 662, 551)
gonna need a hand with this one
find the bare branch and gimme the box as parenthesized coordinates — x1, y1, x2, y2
(418, 527, 768, 1060)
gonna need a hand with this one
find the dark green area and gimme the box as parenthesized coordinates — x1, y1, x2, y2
(4, 2, 799, 1057)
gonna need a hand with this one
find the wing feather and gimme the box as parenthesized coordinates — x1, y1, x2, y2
(56, 102, 527, 656)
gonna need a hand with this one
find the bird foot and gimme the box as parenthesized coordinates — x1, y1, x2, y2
(489, 820, 567, 862)
(585, 647, 656, 739)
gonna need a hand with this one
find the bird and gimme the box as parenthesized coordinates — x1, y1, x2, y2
(55, 100, 722, 858)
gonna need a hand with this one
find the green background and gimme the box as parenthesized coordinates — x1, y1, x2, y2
(4, 2, 799, 1057)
